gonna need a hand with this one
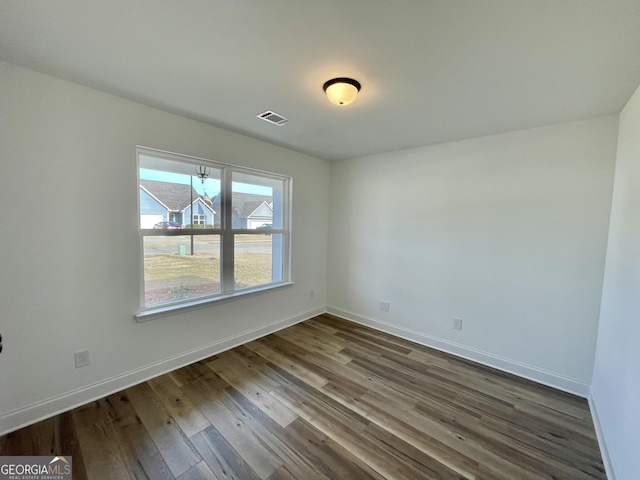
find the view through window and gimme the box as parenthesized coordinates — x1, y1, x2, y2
(138, 148, 291, 311)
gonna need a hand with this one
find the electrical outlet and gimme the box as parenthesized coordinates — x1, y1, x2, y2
(74, 350, 90, 368)
(453, 318, 463, 330)
(380, 301, 390, 312)
(310, 290, 315, 299)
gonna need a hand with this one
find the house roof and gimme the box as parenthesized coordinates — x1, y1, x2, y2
(246, 201, 273, 219)
(140, 179, 203, 212)
(236, 197, 272, 219)
(211, 192, 272, 219)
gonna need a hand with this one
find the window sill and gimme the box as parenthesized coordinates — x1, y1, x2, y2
(135, 281, 294, 322)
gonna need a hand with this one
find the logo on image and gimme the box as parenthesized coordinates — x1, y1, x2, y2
(0, 455, 72, 480)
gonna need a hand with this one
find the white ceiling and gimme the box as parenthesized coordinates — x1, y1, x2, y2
(1, 1, 640, 161)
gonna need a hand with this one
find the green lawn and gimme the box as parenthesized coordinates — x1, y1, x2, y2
(144, 251, 272, 305)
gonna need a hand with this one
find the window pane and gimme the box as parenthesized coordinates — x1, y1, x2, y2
(138, 148, 291, 311)
(144, 235, 221, 305)
(139, 155, 220, 229)
(231, 171, 284, 230)
(234, 233, 273, 289)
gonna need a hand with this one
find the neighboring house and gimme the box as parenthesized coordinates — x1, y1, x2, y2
(211, 192, 273, 229)
(140, 179, 215, 227)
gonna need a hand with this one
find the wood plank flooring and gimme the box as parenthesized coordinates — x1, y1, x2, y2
(0, 314, 606, 479)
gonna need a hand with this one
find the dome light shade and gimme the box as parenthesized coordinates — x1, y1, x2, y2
(323, 77, 361, 106)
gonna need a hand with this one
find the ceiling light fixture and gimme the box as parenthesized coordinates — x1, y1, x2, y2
(323, 77, 361, 106)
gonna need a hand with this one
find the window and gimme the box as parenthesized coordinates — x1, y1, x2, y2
(137, 147, 291, 316)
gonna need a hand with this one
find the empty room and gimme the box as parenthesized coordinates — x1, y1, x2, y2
(0, 1, 639, 479)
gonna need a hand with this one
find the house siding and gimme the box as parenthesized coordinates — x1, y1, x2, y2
(140, 189, 168, 227)
(184, 199, 215, 226)
(248, 202, 273, 229)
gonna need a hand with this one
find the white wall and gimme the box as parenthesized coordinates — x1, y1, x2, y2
(0, 61, 329, 434)
(1, 58, 634, 477)
(328, 117, 618, 395)
(591, 84, 640, 480)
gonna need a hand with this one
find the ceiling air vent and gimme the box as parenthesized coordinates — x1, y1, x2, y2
(257, 110, 289, 126)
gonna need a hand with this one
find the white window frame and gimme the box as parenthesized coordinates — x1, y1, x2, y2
(136, 147, 292, 320)
(193, 213, 205, 225)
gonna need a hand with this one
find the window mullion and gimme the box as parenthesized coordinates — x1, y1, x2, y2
(221, 167, 235, 292)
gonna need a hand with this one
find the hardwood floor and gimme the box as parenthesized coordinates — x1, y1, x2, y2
(0, 314, 606, 479)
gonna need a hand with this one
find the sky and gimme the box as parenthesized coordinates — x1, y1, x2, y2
(139, 168, 271, 197)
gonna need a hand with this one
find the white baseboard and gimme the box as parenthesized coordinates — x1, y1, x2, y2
(326, 306, 590, 397)
(588, 393, 617, 480)
(0, 307, 325, 437)
(0, 305, 594, 438)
